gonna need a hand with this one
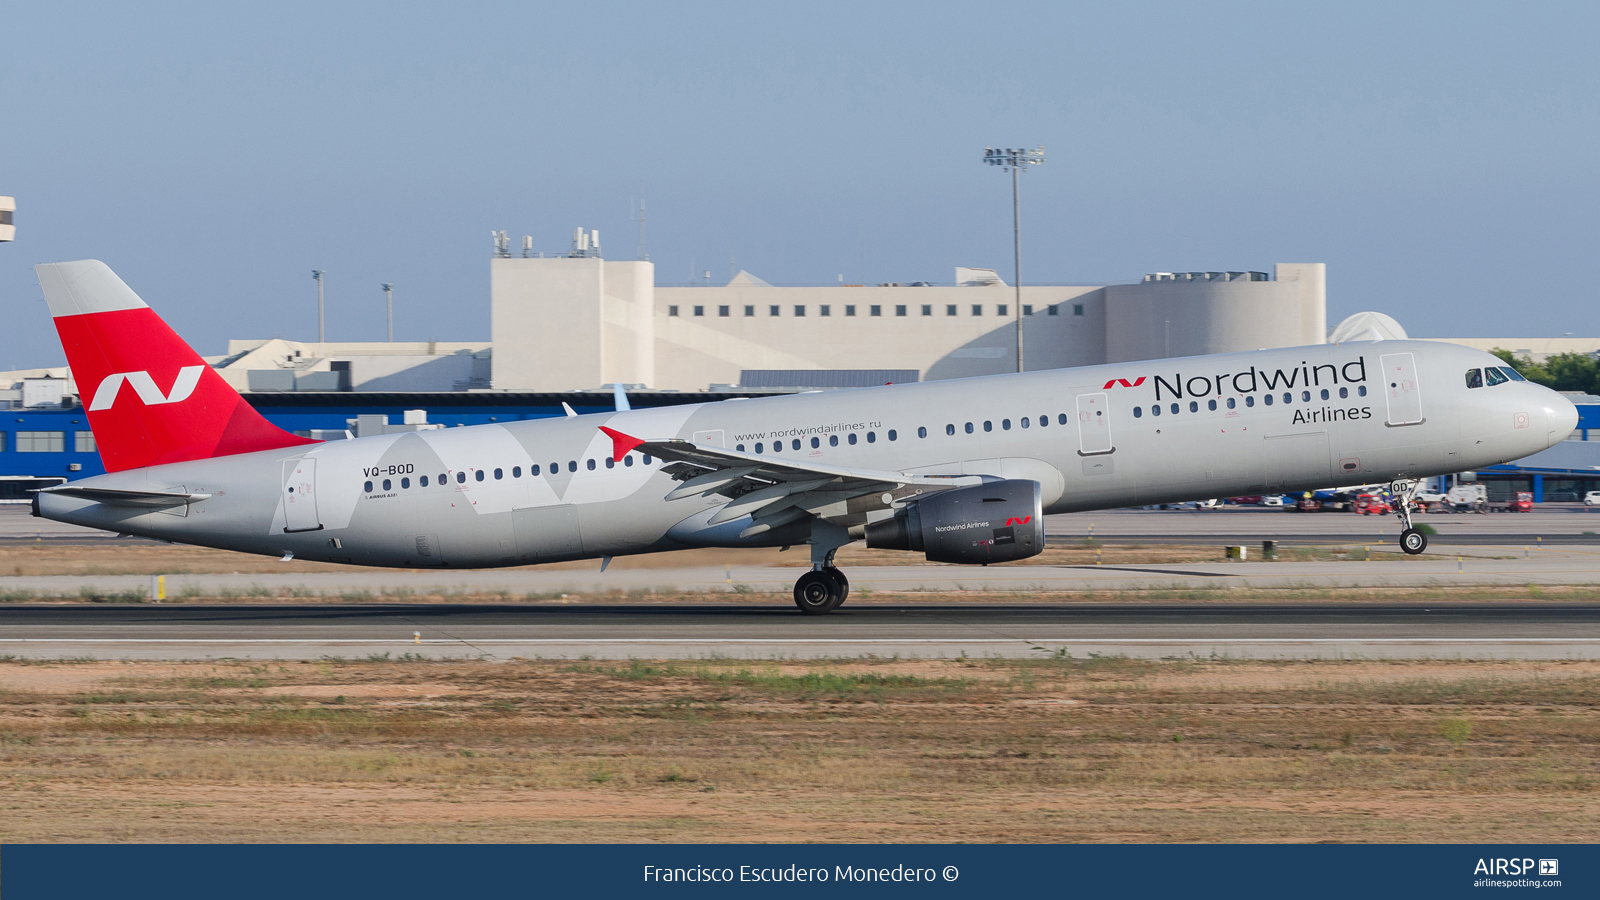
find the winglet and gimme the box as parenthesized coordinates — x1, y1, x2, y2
(598, 426, 646, 462)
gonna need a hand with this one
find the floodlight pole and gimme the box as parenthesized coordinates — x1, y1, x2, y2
(312, 269, 325, 349)
(382, 283, 394, 342)
(983, 147, 1044, 373)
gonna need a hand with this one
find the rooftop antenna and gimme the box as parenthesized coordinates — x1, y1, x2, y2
(492, 231, 510, 258)
(521, 235, 532, 258)
(631, 196, 648, 261)
(381, 283, 393, 342)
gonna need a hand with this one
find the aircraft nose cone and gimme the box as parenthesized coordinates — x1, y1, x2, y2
(1543, 390, 1580, 448)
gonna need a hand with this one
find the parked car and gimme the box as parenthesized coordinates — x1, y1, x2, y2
(1354, 493, 1391, 515)
(1585, 491, 1600, 507)
(1508, 491, 1534, 513)
(1260, 495, 1287, 507)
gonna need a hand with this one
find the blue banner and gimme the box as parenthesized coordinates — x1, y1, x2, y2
(3, 844, 1592, 898)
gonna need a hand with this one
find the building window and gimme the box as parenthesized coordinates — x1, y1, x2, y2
(668, 306, 679, 317)
(845, 305, 857, 316)
(794, 305, 806, 316)
(870, 305, 882, 316)
(1048, 304, 1059, 316)
(1022, 304, 1033, 316)
(895, 305, 907, 316)
(744, 305, 755, 317)
(0, 432, 6, 451)
(693, 305, 705, 317)
(770, 305, 781, 316)
(971, 304, 983, 316)
(921, 305, 932, 316)
(946, 305, 957, 316)
(820, 305, 831, 316)
(718, 305, 730, 317)
(16, 431, 63, 453)
(75, 431, 96, 453)
(997, 305, 1008, 316)
(1073, 304, 1084, 316)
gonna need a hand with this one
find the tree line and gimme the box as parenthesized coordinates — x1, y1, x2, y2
(1492, 348, 1600, 396)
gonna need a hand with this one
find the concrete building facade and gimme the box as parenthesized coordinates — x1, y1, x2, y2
(488, 260, 1327, 392)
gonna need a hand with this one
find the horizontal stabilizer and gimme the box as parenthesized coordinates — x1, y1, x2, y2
(37, 485, 211, 508)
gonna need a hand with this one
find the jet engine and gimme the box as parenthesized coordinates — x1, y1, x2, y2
(864, 479, 1043, 564)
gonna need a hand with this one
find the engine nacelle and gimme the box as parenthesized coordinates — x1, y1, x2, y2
(864, 479, 1044, 564)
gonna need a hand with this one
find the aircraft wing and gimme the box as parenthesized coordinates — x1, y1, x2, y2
(37, 485, 212, 508)
(600, 427, 977, 537)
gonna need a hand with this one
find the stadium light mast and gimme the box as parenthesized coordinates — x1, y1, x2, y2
(381, 283, 394, 342)
(982, 146, 1044, 373)
(311, 269, 325, 348)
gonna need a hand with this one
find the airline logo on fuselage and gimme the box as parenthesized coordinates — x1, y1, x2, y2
(88, 366, 205, 411)
(1103, 357, 1370, 401)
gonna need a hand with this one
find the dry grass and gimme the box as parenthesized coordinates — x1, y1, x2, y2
(1, 657, 1597, 842)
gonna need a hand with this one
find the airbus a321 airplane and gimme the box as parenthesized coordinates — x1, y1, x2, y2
(31, 260, 1579, 613)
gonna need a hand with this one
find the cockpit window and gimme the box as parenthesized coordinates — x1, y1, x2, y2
(1465, 368, 1483, 389)
(1499, 366, 1527, 382)
(1485, 366, 1509, 386)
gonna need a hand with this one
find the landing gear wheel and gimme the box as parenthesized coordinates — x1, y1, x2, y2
(794, 570, 844, 615)
(826, 567, 849, 607)
(1400, 528, 1428, 555)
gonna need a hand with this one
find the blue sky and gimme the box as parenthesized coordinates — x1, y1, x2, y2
(1, 1, 1596, 366)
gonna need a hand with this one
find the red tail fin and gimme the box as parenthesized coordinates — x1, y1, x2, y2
(36, 260, 316, 473)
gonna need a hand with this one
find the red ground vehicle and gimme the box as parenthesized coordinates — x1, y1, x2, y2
(1354, 493, 1391, 515)
(1509, 491, 1534, 512)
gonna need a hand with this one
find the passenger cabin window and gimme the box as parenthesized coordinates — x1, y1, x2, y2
(513, 466, 521, 477)
(1039, 415, 1048, 427)
(476, 470, 486, 481)
(791, 439, 801, 450)
(1465, 368, 1483, 388)
(568, 461, 577, 472)
(1133, 407, 1143, 418)
(1170, 403, 1179, 415)
(605, 457, 615, 468)
(1227, 398, 1236, 409)
(848, 433, 858, 445)
(457, 471, 467, 483)
(965, 422, 974, 433)
(946, 424, 956, 435)
(1358, 385, 1368, 397)
(1019, 417, 1029, 428)
(1057, 414, 1068, 425)
(810, 437, 820, 448)
(1338, 387, 1348, 399)
(494, 468, 503, 479)
(755, 442, 764, 453)
(1151, 405, 1161, 416)
(1485, 366, 1509, 386)
(421, 475, 430, 486)
(586, 459, 596, 470)
(1207, 400, 1217, 410)
(983, 421, 993, 432)
(1189, 401, 1198, 412)
(888, 429, 897, 440)
(1001, 419, 1011, 430)
(1320, 389, 1329, 400)
(1264, 394, 1274, 406)
(867, 431, 876, 443)
(829, 435, 838, 446)
(401, 477, 410, 489)
(624, 455, 634, 466)
(918, 426, 927, 438)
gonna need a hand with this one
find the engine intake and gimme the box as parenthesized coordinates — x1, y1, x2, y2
(864, 479, 1044, 564)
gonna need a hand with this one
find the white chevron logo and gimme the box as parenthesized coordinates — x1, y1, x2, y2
(89, 366, 205, 411)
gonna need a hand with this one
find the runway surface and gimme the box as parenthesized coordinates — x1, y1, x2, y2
(5, 602, 1600, 660)
(5, 551, 1600, 597)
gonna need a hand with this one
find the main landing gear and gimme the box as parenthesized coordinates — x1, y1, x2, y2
(1391, 479, 1427, 555)
(794, 519, 852, 615)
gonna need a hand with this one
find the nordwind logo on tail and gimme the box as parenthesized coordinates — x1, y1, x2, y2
(89, 366, 205, 411)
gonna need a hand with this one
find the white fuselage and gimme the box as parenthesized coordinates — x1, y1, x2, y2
(37, 340, 1577, 568)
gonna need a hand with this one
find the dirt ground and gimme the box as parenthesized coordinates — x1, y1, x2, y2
(0, 657, 1596, 843)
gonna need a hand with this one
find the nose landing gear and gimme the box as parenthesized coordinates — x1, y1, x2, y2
(1390, 479, 1427, 555)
